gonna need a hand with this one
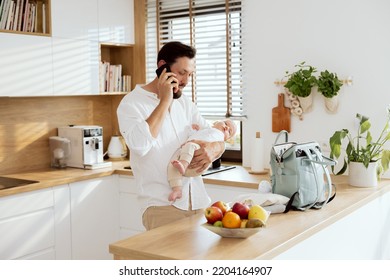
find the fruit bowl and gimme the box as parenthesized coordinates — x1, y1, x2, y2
(201, 223, 263, 239)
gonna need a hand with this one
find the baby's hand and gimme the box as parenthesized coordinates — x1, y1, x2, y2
(191, 124, 200, 131)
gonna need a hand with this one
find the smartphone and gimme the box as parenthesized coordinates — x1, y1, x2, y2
(156, 64, 178, 96)
(155, 64, 171, 77)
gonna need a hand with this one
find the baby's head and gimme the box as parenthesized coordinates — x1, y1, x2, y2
(213, 119, 237, 141)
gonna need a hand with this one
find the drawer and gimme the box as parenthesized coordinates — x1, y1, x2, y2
(0, 188, 54, 220)
(0, 209, 55, 259)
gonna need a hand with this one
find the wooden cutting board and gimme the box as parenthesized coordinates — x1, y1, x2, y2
(272, 93, 291, 132)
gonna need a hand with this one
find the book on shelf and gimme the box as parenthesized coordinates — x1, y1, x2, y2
(16, 0, 25, 31)
(42, 2, 45, 33)
(0, 0, 11, 30)
(0, 1, 5, 23)
(5, 0, 14, 30)
(122, 75, 131, 92)
(22, 0, 29, 31)
(100, 61, 126, 93)
(12, 0, 19, 31)
(0, 0, 47, 33)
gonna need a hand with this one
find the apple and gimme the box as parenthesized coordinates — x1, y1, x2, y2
(213, 221, 223, 227)
(204, 206, 223, 224)
(211, 200, 228, 214)
(231, 202, 250, 219)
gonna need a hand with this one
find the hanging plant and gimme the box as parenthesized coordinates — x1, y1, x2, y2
(284, 62, 317, 98)
(316, 70, 343, 98)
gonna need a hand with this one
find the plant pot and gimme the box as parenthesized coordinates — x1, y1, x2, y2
(348, 161, 378, 187)
(324, 95, 339, 113)
(297, 95, 313, 112)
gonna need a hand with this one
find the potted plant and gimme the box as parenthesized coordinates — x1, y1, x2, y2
(284, 62, 317, 112)
(329, 108, 390, 187)
(316, 70, 343, 113)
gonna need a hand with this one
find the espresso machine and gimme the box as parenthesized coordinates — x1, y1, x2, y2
(58, 125, 112, 169)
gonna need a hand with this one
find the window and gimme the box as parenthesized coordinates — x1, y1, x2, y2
(146, 0, 245, 161)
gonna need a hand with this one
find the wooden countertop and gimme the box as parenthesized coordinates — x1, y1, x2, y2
(0, 161, 263, 197)
(109, 176, 390, 260)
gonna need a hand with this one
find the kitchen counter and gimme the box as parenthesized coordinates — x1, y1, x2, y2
(109, 176, 390, 260)
(2, 160, 390, 259)
(0, 161, 262, 197)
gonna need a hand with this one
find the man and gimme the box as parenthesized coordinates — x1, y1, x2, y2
(117, 41, 224, 230)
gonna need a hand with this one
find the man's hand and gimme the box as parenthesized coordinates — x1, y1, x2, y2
(188, 141, 225, 173)
(157, 68, 178, 105)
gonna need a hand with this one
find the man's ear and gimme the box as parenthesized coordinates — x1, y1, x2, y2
(157, 60, 167, 68)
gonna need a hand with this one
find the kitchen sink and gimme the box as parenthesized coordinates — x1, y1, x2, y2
(0, 176, 39, 190)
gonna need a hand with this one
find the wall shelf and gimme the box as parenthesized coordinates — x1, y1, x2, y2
(0, 0, 51, 36)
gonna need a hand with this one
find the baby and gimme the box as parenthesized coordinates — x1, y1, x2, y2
(167, 119, 237, 202)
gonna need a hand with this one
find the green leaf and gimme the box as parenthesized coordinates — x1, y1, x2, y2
(329, 129, 348, 158)
(380, 150, 390, 173)
(360, 120, 371, 134)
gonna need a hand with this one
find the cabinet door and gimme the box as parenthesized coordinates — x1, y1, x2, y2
(98, 0, 135, 44)
(0, 33, 53, 96)
(70, 176, 119, 260)
(118, 175, 145, 238)
(52, 38, 100, 95)
(0, 188, 55, 259)
(53, 184, 72, 259)
(51, 0, 99, 41)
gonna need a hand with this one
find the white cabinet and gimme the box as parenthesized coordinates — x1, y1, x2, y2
(69, 176, 119, 259)
(118, 175, 145, 238)
(51, 0, 99, 41)
(1, 0, 135, 96)
(0, 184, 71, 260)
(0, 33, 54, 96)
(0, 188, 55, 259)
(53, 184, 72, 259)
(274, 191, 390, 260)
(98, 0, 135, 44)
(52, 37, 100, 95)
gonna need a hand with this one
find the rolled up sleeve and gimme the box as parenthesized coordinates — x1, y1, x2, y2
(117, 94, 157, 157)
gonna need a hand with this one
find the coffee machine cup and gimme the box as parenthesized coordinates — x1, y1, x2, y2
(49, 136, 71, 168)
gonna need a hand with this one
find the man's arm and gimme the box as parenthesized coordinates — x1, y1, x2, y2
(188, 141, 225, 173)
(146, 68, 178, 137)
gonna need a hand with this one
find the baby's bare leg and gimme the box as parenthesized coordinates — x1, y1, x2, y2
(168, 186, 183, 202)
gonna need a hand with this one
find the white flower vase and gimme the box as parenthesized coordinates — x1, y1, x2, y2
(348, 161, 378, 187)
(324, 96, 339, 114)
(298, 95, 313, 112)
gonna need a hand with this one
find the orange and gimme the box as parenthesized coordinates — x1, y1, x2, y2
(222, 212, 241, 228)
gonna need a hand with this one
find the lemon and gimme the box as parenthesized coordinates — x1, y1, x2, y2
(248, 205, 269, 224)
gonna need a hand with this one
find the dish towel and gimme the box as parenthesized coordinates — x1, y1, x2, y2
(237, 180, 289, 214)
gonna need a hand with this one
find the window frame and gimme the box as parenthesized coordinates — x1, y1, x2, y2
(145, 0, 244, 162)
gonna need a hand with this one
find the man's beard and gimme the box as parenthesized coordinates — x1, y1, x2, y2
(173, 86, 183, 99)
(173, 89, 182, 99)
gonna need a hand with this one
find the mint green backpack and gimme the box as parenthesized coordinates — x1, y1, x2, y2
(270, 130, 337, 212)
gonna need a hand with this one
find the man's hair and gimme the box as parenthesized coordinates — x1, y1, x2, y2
(157, 41, 196, 65)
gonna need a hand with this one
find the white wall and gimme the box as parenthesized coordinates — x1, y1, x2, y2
(242, 0, 390, 178)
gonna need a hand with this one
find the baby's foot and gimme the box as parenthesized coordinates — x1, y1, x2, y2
(172, 160, 186, 175)
(168, 189, 183, 202)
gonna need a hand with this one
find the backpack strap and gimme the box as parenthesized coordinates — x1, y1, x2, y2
(283, 192, 298, 213)
(274, 130, 289, 144)
(288, 147, 336, 211)
(304, 148, 336, 209)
